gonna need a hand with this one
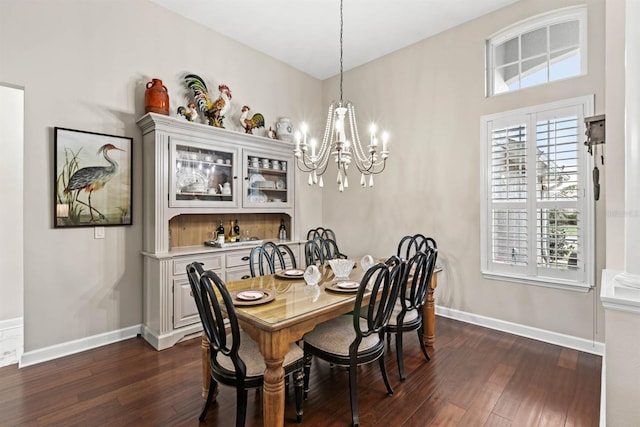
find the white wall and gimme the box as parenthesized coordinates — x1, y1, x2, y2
(0, 85, 24, 322)
(321, 0, 607, 342)
(0, 0, 321, 353)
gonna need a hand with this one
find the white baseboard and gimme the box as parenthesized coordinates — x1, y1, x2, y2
(19, 324, 143, 368)
(0, 317, 23, 367)
(435, 305, 605, 356)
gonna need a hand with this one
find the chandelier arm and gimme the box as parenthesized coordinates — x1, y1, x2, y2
(355, 157, 387, 175)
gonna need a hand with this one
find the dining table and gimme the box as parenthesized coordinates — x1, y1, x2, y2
(199, 260, 442, 427)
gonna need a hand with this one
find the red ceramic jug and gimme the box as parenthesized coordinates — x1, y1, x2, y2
(145, 78, 169, 115)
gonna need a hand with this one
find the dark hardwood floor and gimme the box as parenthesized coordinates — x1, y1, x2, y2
(0, 317, 601, 426)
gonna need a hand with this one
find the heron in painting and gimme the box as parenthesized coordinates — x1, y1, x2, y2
(64, 143, 124, 222)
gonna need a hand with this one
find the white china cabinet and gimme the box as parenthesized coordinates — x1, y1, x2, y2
(137, 113, 297, 350)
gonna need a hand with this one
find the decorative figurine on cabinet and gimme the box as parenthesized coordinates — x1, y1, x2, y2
(267, 126, 276, 139)
(177, 103, 198, 122)
(184, 73, 232, 128)
(239, 105, 265, 134)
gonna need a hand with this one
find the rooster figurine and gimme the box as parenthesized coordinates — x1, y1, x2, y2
(177, 103, 198, 122)
(184, 74, 232, 128)
(240, 105, 265, 134)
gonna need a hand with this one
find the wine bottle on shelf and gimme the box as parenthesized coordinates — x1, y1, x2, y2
(217, 221, 225, 239)
(228, 220, 236, 242)
(279, 218, 287, 241)
(234, 219, 240, 241)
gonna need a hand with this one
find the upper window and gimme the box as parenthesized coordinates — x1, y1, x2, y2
(486, 7, 587, 96)
(480, 96, 595, 291)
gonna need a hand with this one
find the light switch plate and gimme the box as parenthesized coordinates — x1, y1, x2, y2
(94, 226, 105, 239)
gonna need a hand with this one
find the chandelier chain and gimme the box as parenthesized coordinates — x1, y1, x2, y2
(339, 0, 343, 102)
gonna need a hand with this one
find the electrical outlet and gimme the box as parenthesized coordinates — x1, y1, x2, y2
(94, 226, 105, 239)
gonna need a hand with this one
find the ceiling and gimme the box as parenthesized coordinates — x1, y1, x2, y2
(150, 0, 519, 81)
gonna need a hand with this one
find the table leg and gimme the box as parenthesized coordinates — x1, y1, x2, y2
(260, 333, 289, 427)
(423, 272, 438, 347)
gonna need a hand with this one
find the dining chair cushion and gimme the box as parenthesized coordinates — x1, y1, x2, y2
(303, 315, 381, 356)
(217, 330, 304, 377)
(386, 301, 419, 327)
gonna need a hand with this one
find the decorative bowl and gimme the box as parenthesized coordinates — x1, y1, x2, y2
(328, 259, 355, 279)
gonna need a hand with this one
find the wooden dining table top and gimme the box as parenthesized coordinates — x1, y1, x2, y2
(224, 262, 368, 331)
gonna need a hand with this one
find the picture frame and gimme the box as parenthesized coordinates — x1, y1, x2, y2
(54, 127, 132, 228)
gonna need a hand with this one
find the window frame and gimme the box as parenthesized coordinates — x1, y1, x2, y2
(485, 6, 588, 97)
(480, 95, 595, 292)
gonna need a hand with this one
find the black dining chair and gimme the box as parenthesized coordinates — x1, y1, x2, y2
(302, 256, 405, 427)
(396, 233, 437, 261)
(186, 262, 305, 425)
(249, 241, 297, 277)
(385, 247, 438, 380)
(304, 236, 343, 266)
(306, 227, 348, 259)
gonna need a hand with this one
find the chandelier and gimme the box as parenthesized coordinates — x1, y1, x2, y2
(293, 0, 389, 192)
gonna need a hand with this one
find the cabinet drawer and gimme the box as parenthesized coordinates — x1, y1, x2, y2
(173, 254, 223, 276)
(226, 249, 253, 269)
(226, 266, 253, 282)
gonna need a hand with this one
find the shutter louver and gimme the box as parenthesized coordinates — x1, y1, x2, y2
(535, 116, 581, 271)
(490, 124, 528, 266)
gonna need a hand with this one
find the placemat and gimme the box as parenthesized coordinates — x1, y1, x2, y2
(324, 280, 361, 293)
(232, 289, 276, 306)
(274, 269, 305, 279)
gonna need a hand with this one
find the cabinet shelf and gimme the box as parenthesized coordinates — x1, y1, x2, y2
(248, 166, 287, 174)
(249, 188, 287, 192)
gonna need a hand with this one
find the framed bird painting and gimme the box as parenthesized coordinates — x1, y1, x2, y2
(54, 127, 133, 228)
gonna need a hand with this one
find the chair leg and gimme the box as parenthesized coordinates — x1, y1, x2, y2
(303, 352, 313, 399)
(199, 377, 217, 421)
(294, 369, 304, 423)
(348, 364, 360, 427)
(395, 330, 406, 381)
(378, 356, 394, 396)
(417, 325, 430, 361)
(236, 388, 248, 427)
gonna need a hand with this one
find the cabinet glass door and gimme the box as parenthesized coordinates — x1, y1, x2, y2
(170, 139, 238, 207)
(243, 150, 293, 208)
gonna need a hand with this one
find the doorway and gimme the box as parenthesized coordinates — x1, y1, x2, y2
(0, 84, 24, 366)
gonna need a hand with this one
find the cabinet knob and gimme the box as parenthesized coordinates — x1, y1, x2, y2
(244, 176, 249, 180)
(241, 275, 250, 280)
(241, 256, 250, 261)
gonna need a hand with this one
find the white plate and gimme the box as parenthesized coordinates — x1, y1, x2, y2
(285, 269, 305, 276)
(176, 167, 207, 193)
(336, 281, 359, 290)
(237, 290, 265, 301)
